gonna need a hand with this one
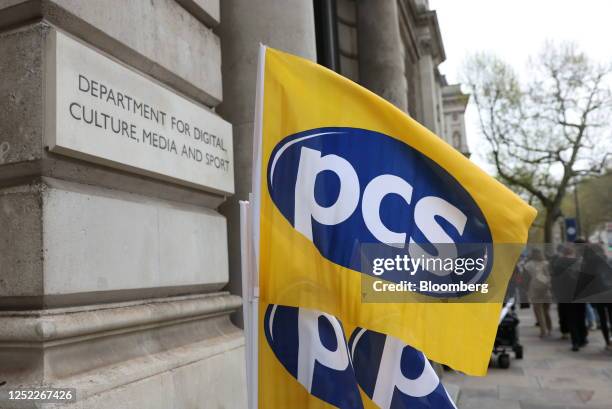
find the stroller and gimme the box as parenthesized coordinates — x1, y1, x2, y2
(492, 297, 523, 369)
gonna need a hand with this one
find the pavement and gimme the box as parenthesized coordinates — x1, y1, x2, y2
(444, 305, 612, 409)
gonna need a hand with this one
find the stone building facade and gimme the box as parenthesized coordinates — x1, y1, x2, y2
(0, 0, 469, 407)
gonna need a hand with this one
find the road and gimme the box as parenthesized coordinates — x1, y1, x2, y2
(444, 305, 612, 409)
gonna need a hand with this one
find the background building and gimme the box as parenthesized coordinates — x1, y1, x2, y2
(0, 0, 469, 407)
(331, 0, 469, 153)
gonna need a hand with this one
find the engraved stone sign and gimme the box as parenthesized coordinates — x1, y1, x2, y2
(45, 30, 234, 194)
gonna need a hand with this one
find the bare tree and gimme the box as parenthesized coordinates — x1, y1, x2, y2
(463, 43, 612, 242)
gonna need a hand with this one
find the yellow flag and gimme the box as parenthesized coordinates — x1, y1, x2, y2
(254, 46, 536, 379)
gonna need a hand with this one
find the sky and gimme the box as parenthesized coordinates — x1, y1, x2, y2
(429, 0, 612, 170)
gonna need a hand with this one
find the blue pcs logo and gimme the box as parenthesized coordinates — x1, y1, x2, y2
(348, 328, 457, 409)
(267, 127, 493, 296)
(263, 304, 363, 409)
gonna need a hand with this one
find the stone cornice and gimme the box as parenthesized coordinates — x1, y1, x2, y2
(415, 8, 446, 65)
(443, 84, 470, 110)
(0, 292, 241, 345)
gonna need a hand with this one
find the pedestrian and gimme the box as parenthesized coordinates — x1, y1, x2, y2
(525, 248, 552, 338)
(594, 303, 612, 350)
(567, 303, 587, 351)
(568, 239, 589, 351)
(581, 243, 612, 350)
(551, 244, 576, 339)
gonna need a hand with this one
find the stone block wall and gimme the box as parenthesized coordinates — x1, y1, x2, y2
(0, 1, 246, 407)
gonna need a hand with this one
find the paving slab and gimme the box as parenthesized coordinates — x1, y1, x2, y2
(535, 374, 612, 391)
(498, 385, 586, 405)
(460, 397, 521, 409)
(518, 403, 568, 409)
(457, 387, 499, 399)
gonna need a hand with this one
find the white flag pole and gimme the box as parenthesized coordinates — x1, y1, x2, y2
(251, 44, 265, 270)
(240, 199, 258, 409)
(241, 43, 266, 409)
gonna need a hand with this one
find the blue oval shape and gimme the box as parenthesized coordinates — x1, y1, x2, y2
(264, 304, 363, 408)
(267, 127, 493, 297)
(348, 328, 456, 408)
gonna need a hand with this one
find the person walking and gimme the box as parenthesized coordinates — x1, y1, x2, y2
(568, 239, 589, 351)
(594, 303, 612, 350)
(525, 248, 552, 338)
(567, 303, 588, 351)
(581, 243, 612, 350)
(551, 244, 576, 339)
